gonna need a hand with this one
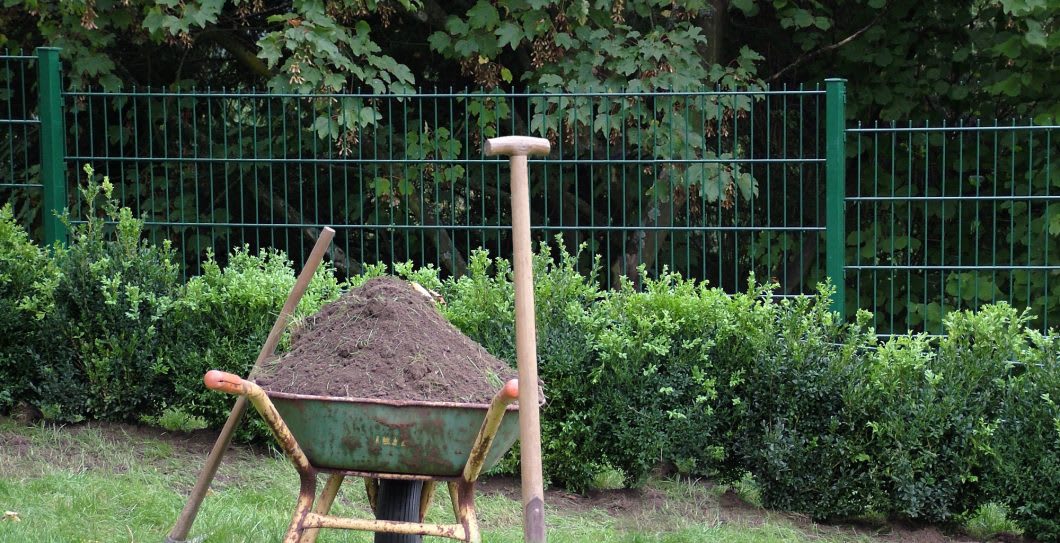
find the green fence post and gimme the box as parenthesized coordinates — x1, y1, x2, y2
(825, 78, 846, 317)
(37, 47, 67, 246)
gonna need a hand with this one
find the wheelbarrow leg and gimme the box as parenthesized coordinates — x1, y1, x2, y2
(449, 378, 519, 543)
(284, 472, 318, 543)
(300, 474, 345, 543)
(448, 481, 480, 543)
(419, 480, 437, 522)
(365, 477, 379, 513)
(202, 371, 321, 543)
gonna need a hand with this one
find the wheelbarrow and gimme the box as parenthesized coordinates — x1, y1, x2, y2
(202, 370, 522, 543)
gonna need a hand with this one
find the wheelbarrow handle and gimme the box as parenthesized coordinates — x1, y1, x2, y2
(501, 378, 519, 402)
(204, 370, 248, 396)
(203, 370, 314, 474)
(462, 378, 521, 483)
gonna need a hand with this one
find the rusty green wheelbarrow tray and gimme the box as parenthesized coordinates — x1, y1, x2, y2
(203, 370, 521, 543)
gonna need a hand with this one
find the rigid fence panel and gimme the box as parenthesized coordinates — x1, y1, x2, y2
(0, 53, 41, 234)
(846, 122, 1059, 336)
(63, 87, 828, 293)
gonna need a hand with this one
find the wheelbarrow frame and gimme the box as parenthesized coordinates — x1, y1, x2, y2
(203, 370, 519, 543)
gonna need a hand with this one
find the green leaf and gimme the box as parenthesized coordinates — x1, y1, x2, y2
(736, 172, 757, 198)
(373, 177, 391, 197)
(538, 73, 563, 88)
(389, 61, 415, 85)
(258, 37, 282, 67)
(467, 2, 500, 28)
(313, 116, 337, 139)
(553, 32, 577, 50)
(731, 0, 758, 15)
(454, 39, 478, 56)
(792, 9, 813, 28)
(359, 106, 381, 127)
(500, 67, 513, 83)
(323, 72, 345, 91)
(1025, 19, 1047, 47)
(1049, 212, 1060, 236)
(445, 17, 469, 35)
(496, 22, 523, 50)
(427, 31, 451, 52)
(996, 35, 1023, 58)
(143, 10, 165, 34)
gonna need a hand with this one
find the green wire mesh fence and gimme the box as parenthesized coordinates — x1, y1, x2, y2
(3, 49, 1059, 336)
(847, 122, 1058, 335)
(0, 53, 41, 234)
(60, 86, 829, 297)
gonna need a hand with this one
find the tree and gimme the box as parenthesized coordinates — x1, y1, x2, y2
(2, 1, 769, 286)
(1, 1, 1055, 324)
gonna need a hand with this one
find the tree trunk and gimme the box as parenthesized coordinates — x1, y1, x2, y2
(700, 1, 729, 65)
(609, 179, 688, 289)
(406, 196, 469, 278)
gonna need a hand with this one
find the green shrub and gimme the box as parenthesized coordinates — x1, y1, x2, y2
(590, 271, 734, 486)
(440, 239, 605, 491)
(674, 276, 779, 482)
(44, 167, 182, 421)
(0, 204, 59, 412)
(169, 245, 342, 434)
(856, 304, 1020, 523)
(981, 317, 1060, 542)
(726, 291, 878, 519)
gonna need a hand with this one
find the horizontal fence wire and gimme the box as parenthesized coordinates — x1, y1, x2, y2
(847, 121, 1059, 336)
(62, 87, 828, 294)
(0, 54, 42, 235)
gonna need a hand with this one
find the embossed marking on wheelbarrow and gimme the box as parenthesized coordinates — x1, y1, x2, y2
(268, 391, 521, 477)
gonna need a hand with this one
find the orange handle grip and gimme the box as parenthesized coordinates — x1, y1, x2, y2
(204, 370, 247, 395)
(502, 379, 519, 402)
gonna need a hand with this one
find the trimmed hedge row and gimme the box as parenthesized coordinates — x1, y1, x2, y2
(0, 174, 341, 431)
(1, 179, 1058, 540)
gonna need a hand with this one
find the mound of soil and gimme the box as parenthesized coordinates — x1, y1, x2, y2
(255, 276, 517, 404)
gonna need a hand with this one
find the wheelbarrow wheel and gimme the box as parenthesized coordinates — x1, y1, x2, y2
(374, 479, 423, 543)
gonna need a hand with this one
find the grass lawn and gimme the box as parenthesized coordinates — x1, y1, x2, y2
(0, 418, 1010, 543)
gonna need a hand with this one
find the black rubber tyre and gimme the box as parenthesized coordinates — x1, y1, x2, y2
(374, 480, 424, 543)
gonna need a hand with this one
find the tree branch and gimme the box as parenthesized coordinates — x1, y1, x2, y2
(766, 4, 889, 83)
(197, 28, 271, 80)
(255, 186, 360, 277)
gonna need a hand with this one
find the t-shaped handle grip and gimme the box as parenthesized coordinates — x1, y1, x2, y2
(484, 136, 551, 157)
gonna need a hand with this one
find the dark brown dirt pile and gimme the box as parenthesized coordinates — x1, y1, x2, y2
(255, 276, 517, 404)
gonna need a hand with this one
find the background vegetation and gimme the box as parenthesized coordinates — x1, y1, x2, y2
(0, 1, 1057, 538)
(1, 0, 1057, 333)
(2, 190, 1058, 539)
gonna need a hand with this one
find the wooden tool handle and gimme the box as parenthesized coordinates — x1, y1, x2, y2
(166, 227, 335, 543)
(488, 134, 550, 543)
